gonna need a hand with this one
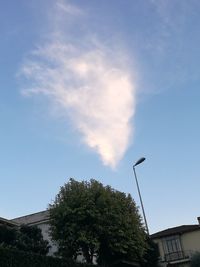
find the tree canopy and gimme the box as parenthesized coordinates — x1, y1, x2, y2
(49, 178, 147, 266)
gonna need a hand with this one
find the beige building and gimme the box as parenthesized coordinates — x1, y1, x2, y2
(151, 218, 200, 267)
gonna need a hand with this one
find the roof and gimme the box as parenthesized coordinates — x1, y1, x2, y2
(11, 210, 50, 226)
(151, 224, 200, 239)
(0, 217, 19, 227)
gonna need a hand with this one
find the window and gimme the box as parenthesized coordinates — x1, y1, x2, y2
(162, 235, 183, 261)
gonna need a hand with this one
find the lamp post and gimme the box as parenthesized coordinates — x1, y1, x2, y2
(133, 157, 149, 235)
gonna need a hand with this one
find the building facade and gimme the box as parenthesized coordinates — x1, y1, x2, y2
(5, 210, 200, 266)
(11, 210, 88, 263)
(11, 210, 57, 256)
(151, 218, 200, 267)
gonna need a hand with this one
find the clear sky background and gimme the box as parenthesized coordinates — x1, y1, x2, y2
(1, 0, 200, 234)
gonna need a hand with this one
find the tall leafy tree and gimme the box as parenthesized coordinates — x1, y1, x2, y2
(49, 178, 147, 266)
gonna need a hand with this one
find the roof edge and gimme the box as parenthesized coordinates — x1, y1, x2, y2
(151, 224, 200, 239)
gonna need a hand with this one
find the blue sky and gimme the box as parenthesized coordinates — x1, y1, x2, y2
(1, 0, 200, 233)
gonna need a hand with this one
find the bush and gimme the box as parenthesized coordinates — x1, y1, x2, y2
(140, 236, 159, 266)
(0, 246, 95, 267)
(0, 224, 49, 255)
(0, 225, 17, 248)
(16, 225, 50, 255)
(191, 252, 200, 267)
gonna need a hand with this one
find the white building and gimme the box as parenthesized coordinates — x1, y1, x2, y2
(11, 210, 88, 263)
(11, 210, 57, 256)
(10, 211, 200, 267)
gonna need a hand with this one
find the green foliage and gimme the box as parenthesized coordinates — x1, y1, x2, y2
(16, 225, 50, 255)
(191, 252, 200, 267)
(0, 246, 94, 267)
(0, 224, 49, 255)
(0, 225, 17, 247)
(49, 178, 147, 266)
(140, 236, 159, 267)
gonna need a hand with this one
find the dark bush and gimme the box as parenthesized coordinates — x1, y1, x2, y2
(0, 246, 95, 267)
(17, 225, 50, 255)
(0, 224, 49, 255)
(191, 252, 200, 267)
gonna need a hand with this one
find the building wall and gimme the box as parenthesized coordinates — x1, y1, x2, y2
(153, 229, 200, 267)
(11, 211, 91, 262)
(153, 238, 165, 261)
(181, 230, 200, 255)
(36, 221, 86, 262)
(35, 222, 58, 256)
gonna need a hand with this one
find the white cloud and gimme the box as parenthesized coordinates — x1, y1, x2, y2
(20, 1, 136, 168)
(56, 0, 83, 16)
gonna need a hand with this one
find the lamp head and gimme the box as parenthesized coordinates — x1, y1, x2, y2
(134, 157, 146, 167)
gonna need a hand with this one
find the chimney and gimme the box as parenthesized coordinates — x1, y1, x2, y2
(197, 217, 200, 225)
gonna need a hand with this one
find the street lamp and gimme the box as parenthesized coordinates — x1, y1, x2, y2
(133, 157, 149, 235)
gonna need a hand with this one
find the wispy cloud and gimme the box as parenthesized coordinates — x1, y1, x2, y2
(56, 0, 83, 16)
(20, 1, 136, 168)
(150, 0, 191, 30)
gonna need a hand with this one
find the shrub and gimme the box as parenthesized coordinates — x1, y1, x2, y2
(0, 224, 49, 255)
(191, 252, 200, 267)
(0, 246, 95, 267)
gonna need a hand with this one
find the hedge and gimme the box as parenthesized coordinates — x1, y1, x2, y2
(0, 247, 95, 267)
